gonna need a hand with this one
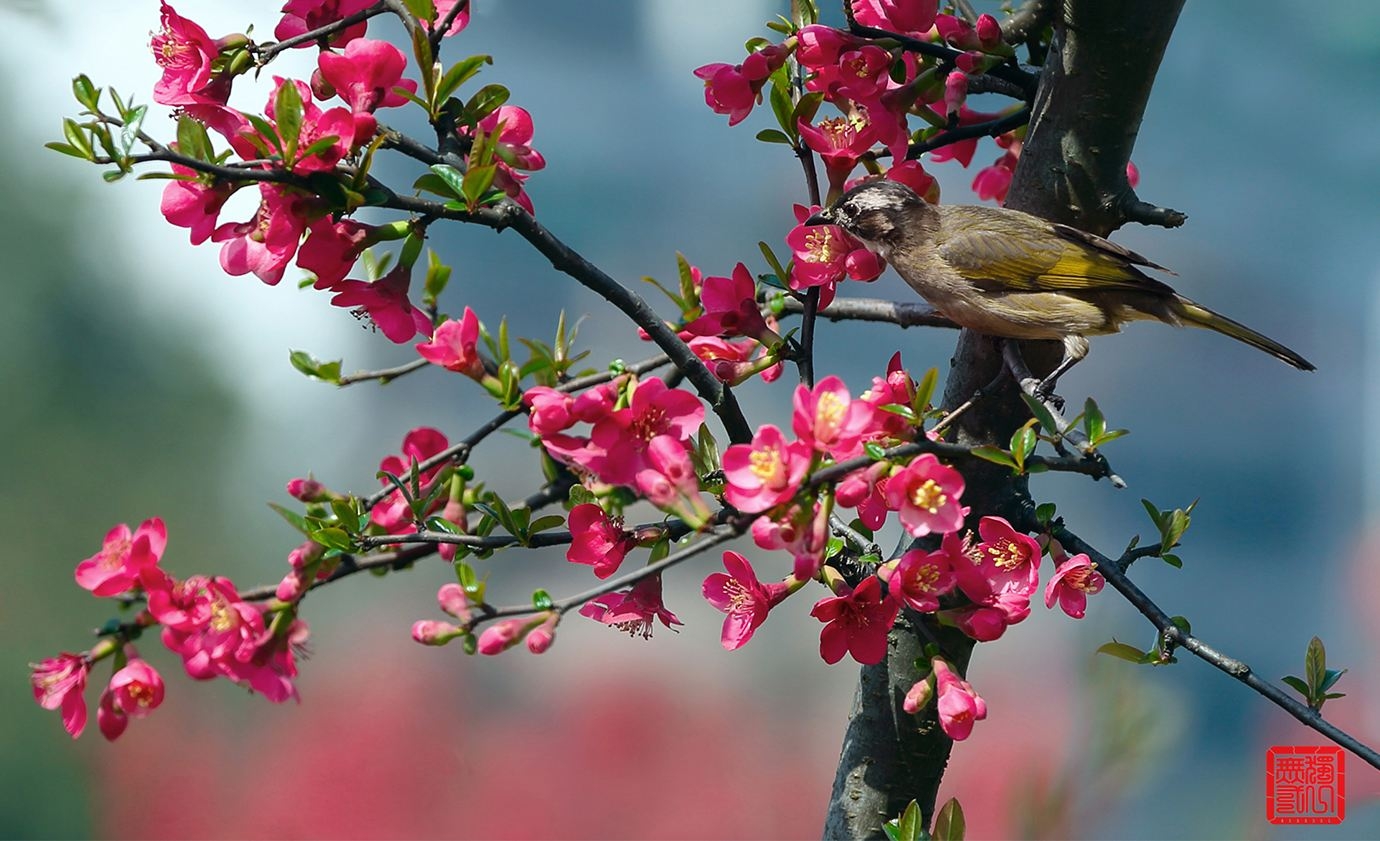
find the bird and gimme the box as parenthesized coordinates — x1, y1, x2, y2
(805, 180, 1314, 390)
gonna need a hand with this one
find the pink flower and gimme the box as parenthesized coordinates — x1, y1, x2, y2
(932, 658, 987, 741)
(796, 26, 865, 72)
(566, 504, 636, 579)
(1044, 553, 1105, 619)
(150, 2, 230, 106)
(952, 516, 1041, 606)
(297, 218, 375, 290)
(683, 263, 775, 343)
(317, 38, 418, 146)
(331, 263, 435, 343)
(211, 184, 312, 286)
(799, 115, 878, 193)
(97, 686, 128, 741)
(860, 351, 919, 442)
(107, 659, 166, 722)
(942, 604, 1011, 642)
(370, 427, 450, 531)
(702, 551, 791, 650)
(74, 517, 167, 597)
(881, 160, 940, 205)
(416, 307, 485, 377)
(787, 204, 884, 295)
(275, 0, 374, 48)
(587, 377, 704, 486)
(468, 105, 546, 213)
(30, 653, 89, 738)
(880, 547, 956, 613)
(935, 14, 980, 50)
(722, 424, 813, 514)
(634, 435, 710, 527)
(942, 70, 968, 118)
(430, 0, 472, 37)
(579, 575, 682, 639)
(286, 477, 328, 502)
(692, 43, 790, 126)
(689, 336, 783, 385)
(810, 576, 899, 665)
(750, 502, 831, 581)
(792, 375, 876, 459)
(524, 386, 575, 435)
(884, 454, 967, 537)
(852, 0, 939, 37)
(161, 164, 238, 245)
(927, 104, 1004, 167)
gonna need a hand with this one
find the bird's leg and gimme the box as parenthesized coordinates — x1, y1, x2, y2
(1035, 336, 1091, 409)
(999, 339, 1064, 412)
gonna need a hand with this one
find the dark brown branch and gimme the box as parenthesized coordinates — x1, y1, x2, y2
(1000, 0, 1053, 43)
(255, 1, 390, 64)
(906, 108, 1030, 161)
(1045, 522, 1380, 773)
(778, 296, 957, 329)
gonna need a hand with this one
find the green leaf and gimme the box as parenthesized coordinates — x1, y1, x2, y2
(532, 588, 554, 611)
(864, 442, 888, 461)
(529, 514, 565, 535)
(72, 74, 101, 111)
(273, 79, 304, 162)
(428, 164, 467, 199)
(461, 163, 497, 207)
(1019, 392, 1060, 436)
(288, 349, 342, 383)
(119, 104, 147, 158)
(403, 0, 436, 21)
(931, 797, 965, 841)
(892, 800, 927, 841)
(1305, 636, 1326, 696)
(1097, 641, 1148, 663)
(792, 91, 826, 128)
(1092, 428, 1130, 447)
(1319, 667, 1348, 694)
(267, 502, 311, 536)
(44, 142, 89, 160)
(1034, 502, 1057, 527)
(647, 535, 672, 564)
(675, 252, 699, 307)
(61, 118, 94, 159)
(423, 249, 452, 307)
(969, 446, 1017, 469)
(913, 367, 939, 414)
(426, 516, 464, 534)
(243, 113, 282, 157)
(1009, 422, 1037, 472)
(464, 84, 510, 125)
(755, 128, 792, 144)
(1281, 675, 1310, 698)
(298, 134, 343, 161)
(1083, 397, 1105, 441)
(435, 54, 492, 105)
(758, 241, 789, 285)
(768, 78, 795, 138)
(310, 527, 354, 552)
(1159, 553, 1182, 568)
(1140, 499, 1165, 531)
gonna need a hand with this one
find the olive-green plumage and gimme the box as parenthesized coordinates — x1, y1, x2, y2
(807, 181, 1314, 375)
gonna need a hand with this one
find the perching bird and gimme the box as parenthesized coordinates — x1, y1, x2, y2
(805, 181, 1314, 387)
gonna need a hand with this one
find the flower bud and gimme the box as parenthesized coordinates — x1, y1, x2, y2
(903, 676, 934, 714)
(525, 613, 560, 654)
(437, 583, 473, 622)
(976, 14, 1003, 50)
(286, 477, 328, 502)
(411, 620, 463, 646)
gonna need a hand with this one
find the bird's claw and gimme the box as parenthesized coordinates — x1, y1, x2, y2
(1035, 379, 1065, 412)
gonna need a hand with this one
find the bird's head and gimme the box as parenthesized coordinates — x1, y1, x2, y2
(805, 180, 935, 258)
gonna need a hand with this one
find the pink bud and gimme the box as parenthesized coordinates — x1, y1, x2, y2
(309, 67, 335, 102)
(411, 619, 462, 646)
(276, 570, 306, 602)
(903, 676, 934, 714)
(525, 613, 559, 654)
(944, 71, 968, 117)
(286, 477, 327, 502)
(975, 14, 1002, 49)
(437, 583, 472, 621)
(477, 618, 529, 655)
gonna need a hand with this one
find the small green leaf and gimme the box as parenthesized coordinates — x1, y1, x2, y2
(1097, 641, 1148, 663)
(44, 142, 89, 160)
(119, 104, 147, 158)
(532, 588, 554, 611)
(755, 128, 792, 144)
(864, 442, 888, 461)
(1035, 502, 1057, 527)
(931, 797, 965, 841)
(72, 74, 101, 111)
(1159, 553, 1182, 568)
(1140, 499, 1165, 530)
(768, 78, 795, 138)
(1083, 397, 1105, 441)
(267, 502, 311, 536)
(758, 241, 789, 284)
(1319, 668, 1348, 694)
(529, 514, 565, 535)
(274, 79, 304, 161)
(310, 527, 354, 552)
(648, 535, 671, 564)
(428, 164, 467, 198)
(1019, 392, 1060, 436)
(891, 799, 927, 841)
(403, 0, 436, 21)
(1281, 675, 1310, 698)
(970, 446, 1017, 469)
(1009, 421, 1037, 471)
(435, 54, 492, 104)
(464, 84, 510, 125)
(1305, 636, 1326, 696)
(913, 367, 939, 414)
(426, 516, 463, 534)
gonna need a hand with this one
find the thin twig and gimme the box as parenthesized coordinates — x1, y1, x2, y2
(255, 1, 390, 64)
(1044, 521, 1380, 773)
(338, 358, 429, 386)
(778, 295, 957, 329)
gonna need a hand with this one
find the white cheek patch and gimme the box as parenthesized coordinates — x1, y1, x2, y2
(845, 190, 899, 214)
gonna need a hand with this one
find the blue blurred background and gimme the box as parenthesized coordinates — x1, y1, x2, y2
(3, 1, 1378, 837)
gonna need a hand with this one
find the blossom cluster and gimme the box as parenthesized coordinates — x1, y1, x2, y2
(152, 1, 541, 344)
(31, 518, 309, 740)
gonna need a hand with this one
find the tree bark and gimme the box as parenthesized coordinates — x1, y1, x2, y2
(823, 2, 1186, 838)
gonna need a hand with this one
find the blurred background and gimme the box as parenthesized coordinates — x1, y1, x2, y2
(3, 1, 1378, 838)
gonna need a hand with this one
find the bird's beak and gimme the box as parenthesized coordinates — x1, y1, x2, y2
(804, 208, 834, 226)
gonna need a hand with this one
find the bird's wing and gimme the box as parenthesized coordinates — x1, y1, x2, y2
(935, 206, 1177, 296)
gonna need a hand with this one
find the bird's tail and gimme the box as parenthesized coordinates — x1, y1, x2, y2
(1171, 296, 1315, 371)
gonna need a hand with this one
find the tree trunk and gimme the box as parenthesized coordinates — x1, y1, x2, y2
(823, 3, 1186, 837)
